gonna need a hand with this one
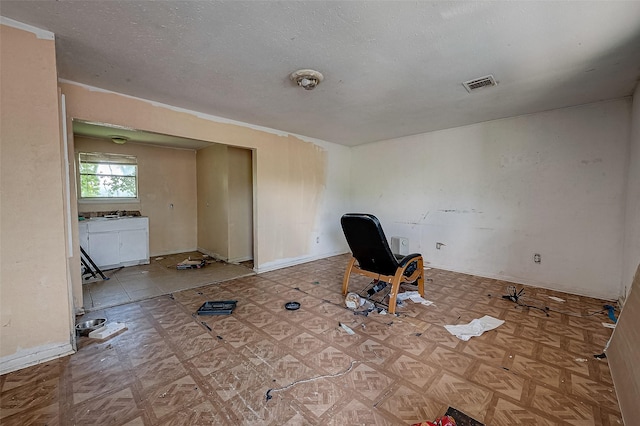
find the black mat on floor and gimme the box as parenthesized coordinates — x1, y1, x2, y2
(445, 407, 484, 426)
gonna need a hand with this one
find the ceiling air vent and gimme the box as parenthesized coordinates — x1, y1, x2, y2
(462, 75, 497, 93)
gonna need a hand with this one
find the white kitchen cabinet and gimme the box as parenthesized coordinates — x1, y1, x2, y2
(88, 232, 120, 267)
(78, 217, 149, 269)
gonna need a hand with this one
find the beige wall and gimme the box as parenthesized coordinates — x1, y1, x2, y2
(0, 24, 74, 369)
(74, 137, 198, 256)
(60, 82, 337, 270)
(65, 115, 83, 316)
(228, 147, 253, 262)
(196, 143, 229, 258)
(196, 144, 253, 262)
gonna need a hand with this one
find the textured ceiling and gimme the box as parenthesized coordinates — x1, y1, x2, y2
(2, 1, 640, 146)
(73, 120, 214, 150)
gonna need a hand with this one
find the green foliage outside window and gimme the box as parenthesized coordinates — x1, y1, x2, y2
(78, 152, 138, 199)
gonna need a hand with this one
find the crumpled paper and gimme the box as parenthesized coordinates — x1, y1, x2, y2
(397, 291, 435, 306)
(444, 315, 504, 341)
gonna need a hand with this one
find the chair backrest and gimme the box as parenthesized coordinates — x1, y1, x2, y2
(340, 213, 399, 276)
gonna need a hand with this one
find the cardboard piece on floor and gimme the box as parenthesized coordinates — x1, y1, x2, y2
(177, 259, 206, 269)
(89, 322, 127, 339)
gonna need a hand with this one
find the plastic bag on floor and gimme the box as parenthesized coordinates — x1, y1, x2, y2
(411, 415, 456, 426)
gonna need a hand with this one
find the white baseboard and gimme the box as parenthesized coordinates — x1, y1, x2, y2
(256, 250, 348, 274)
(228, 256, 253, 264)
(196, 247, 227, 262)
(427, 262, 618, 301)
(0, 342, 75, 375)
(150, 248, 199, 258)
(618, 294, 626, 309)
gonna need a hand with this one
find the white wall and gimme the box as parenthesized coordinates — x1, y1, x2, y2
(351, 99, 631, 300)
(311, 139, 353, 258)
(622, 83, 640, 298)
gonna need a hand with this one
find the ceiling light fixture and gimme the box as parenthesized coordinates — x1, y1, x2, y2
(111, 136, 128, 144)
(289, 69, 324, 90)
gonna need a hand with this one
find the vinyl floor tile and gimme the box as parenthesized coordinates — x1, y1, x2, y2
(1, 254, 624, 425)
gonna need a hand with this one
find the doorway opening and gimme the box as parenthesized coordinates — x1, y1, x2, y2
(71, 120, 256, 311)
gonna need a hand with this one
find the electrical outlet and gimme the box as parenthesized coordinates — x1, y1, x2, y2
(534, 253, 541, 263)
(316, 236, 320, 244)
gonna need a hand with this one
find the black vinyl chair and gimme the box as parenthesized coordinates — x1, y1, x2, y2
(340, 213, 425, 314)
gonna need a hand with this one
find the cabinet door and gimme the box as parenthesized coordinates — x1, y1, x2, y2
(88, 232, 120, 268)
(78, 224, 89, 251)
(119, 229, 148, 263)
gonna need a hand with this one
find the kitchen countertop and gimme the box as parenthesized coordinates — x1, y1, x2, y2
(79, 216, 147, 222)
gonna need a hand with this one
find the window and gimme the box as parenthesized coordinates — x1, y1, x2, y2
(78, 152, 138, 199)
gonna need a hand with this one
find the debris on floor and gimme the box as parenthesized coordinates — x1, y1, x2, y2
(444, 315, 504, 341)
(177, 259, 206, 269)
(602, 322, 616, 329)
(410, 415, 456, 426)
(338, 322, 355, 335)
(89, 322, 127, 340)
(344, 292, 375, 313)
(196, 300, 237, 315)
(344, 292, 361, 309)
(444, 406, 485, 426)
(265, 360, 358, 402)
(367, 280, 387, 296)
(604, 304, 618, 323)
(75, 318, 106, 336)
(548, 296, 566, 302)
(284, 301, 300, 310)
(397, 290, 435, 306)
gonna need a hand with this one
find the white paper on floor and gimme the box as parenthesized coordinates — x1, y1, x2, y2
(444, 315, 505, 341)
(396, 291, 435, 306)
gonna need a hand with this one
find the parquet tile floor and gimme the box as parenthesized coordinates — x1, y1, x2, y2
(0, 254, 623, 425)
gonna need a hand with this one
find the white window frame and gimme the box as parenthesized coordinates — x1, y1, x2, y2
(77, 152, 139, 203)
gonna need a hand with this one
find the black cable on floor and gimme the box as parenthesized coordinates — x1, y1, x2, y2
(500, 285, 610, 318)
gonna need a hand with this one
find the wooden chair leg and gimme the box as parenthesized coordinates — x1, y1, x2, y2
(342, 257, 357, 295)
(387, 270, 404, 314)
(417, 256, 425, 297)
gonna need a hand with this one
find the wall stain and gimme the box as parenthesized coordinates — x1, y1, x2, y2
(581, 158, 603, 165)
(438, 209, 483, 214)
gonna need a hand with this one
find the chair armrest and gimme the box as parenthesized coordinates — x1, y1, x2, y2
(396, 253, 422, 267)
